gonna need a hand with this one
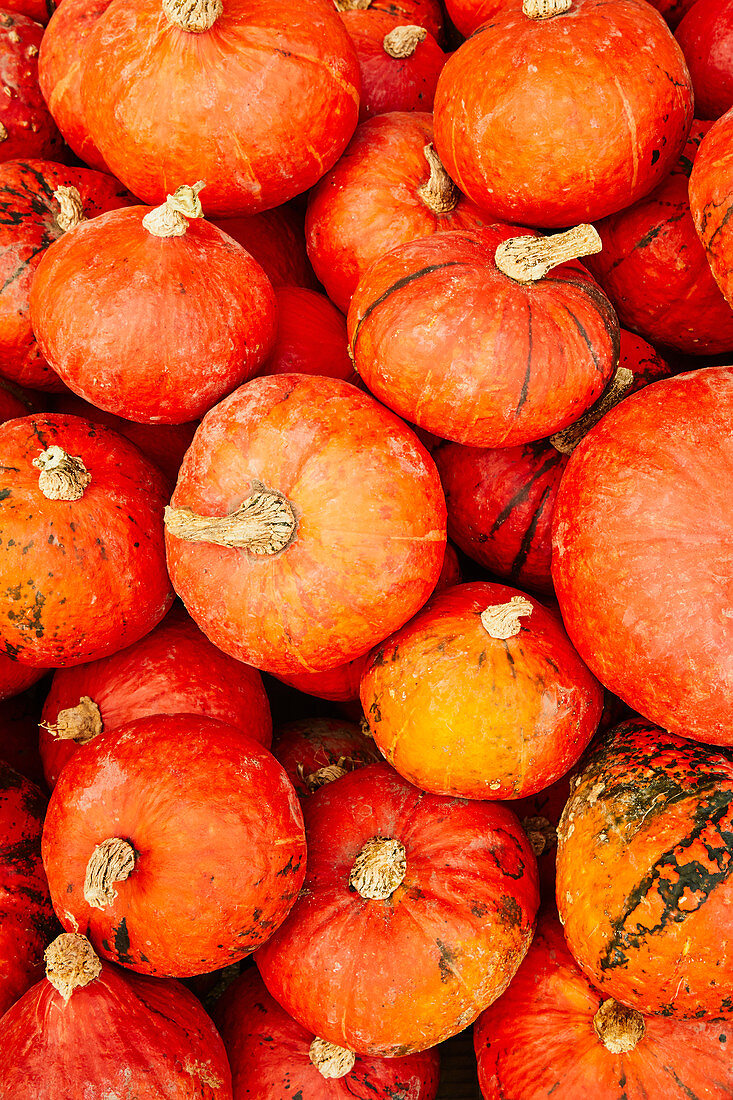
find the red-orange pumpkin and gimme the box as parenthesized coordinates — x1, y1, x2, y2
(42, 713, 306, 976)
(0, 414, 174, 667)
(348, 226, 618, 447)
(164, 374, 447, 677)
(260, 286, 355, 383)
(475, 908, 733, 1099)
(0, 933, 233, 1097)
(211, 205, 318, 290)
(78, 0, 361, 216)
(675, 0, 733, 120)
(30, 188, 277, 424)
(556, 719, 733, 1018)
(689, 107, 733, 306)
(272, 717, 380, 798)
(256, 762, 539, 1055)
(0, 653, 47, 703)
(214, 966, 441, 1099)
(433, 0, 693, 228)
(441, 0, 502, 37)
(2, 0, 56, 23)
(0, 12, 62, 164)
(333, 0, 443, 41)
(39, 603, 272, 789)
(360, 582, 603, 800)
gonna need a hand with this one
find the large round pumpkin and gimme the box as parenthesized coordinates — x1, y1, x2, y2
(164, 374, 446, 677)
(556, 719, 733, 1018)
(475, 908, 733, 1099)
(78, 0, 361, 216)
(0, 414, 174, 667)
(0, 933, 233, 1097)
(30, 186, 277, 424)
(360, 581, 603, 800)
(42, 713, 306, 976)
(38, 603, 272, 789)
(433, 0, 693, 228)
(552, 367, 733, 744)
(689, 107, 733, 307)
(256, 762, 539, 1056)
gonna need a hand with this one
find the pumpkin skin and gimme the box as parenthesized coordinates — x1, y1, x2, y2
(0, 381, 33, 423)
(556, 719, 733, 1018)
(214, 966, 441, 1100)
(42, 713, 306, 976)
(79, 0, 361, 216)
(165, 374, 447, 677)
(39, 603, 272, 790)
(0, 762, 57, 1015)
(211, 205, 318, 290)
(360, 582, 603, 800)
(588, 121, 733, 355)
(474, 908, 733, 1100)
(3, 0, 56, 23)
(689, 108, 733, 307)
(37, 0, 111, 172)
(432, 0, 693, 228)
(0, 12, 62, 164)
(30, 204, 278, 424)
(0, 414, 174, 667)
(0, 159, 131, 391)
(650, 0, 696, 28)
(335, 0, 443, 42)
(441, 0, 502, 38)
(0, 936, 233, 1098)
(305, 111, 498, 312)
(257, 763, 539, 1055)
(261, 286, 356, 383)
(348, 228, 619, 448)
(272, 717, 381, 798)
(0, 652, 47, 702)
(552, 367, 733, 745)
(675, 0, 733, 120)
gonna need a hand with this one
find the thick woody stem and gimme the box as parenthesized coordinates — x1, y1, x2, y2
(495, 225, 602, 284)
(417, 144, 458, 214)
(309, 1038, 356, 1079)
(383, 25, 427, 58)
(349, 836, 406, 900)
(40, 696, 103, 745)
(481, 596, 533, 639)
(142, 181, 205, 238)
(0, 122, 7, 142)
(523, 0, 572, 17)
(333, 0, 371, 9)
(54, 186, 85, 232)
(593, 998, 646, 1054)
(550, 367, 634, 454)
(83, 838, 136, 909)
(521, 815, 556, 857)
(298, 758, 350, 792)
(162, 0, 222, 31)
(164, 486, 298, 555)
(45, 934, 102, 1003)
(32, 446, 91, 501)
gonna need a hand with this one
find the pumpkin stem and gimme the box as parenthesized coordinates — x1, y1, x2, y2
(162, 0, 222, 31)
(417, 143, 458, 214)
(360, 717, 373, 740)
(54, 186, 85, 232)
(309, 1038, 356, 1079)
(298, 758, 350, 792)
(593, 998, 646, 1053)
(521, 815, 556, 857)
(480, 596, 533, 639)
(522, 0, 572, 17)
(0, 122, 7, 143)
(164, 485, 298, 555)
(383, 25, 427, 58)
(83, 838, 136, 910)
(349, 836, 406, 900)
(40, 696, 103, 745)
(32, 446, 91, 502)
(550, 367, 633, 454)
(45, 933, 102, 1003)
(494, 224, 602, 284)
(142, 181, 206, 238)
(333, 0, 371, 9)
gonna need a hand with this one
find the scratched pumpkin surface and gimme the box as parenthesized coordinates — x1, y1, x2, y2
(556, 719, 733, 1018)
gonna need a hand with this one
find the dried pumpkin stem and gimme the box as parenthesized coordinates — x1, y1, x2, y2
(333, 0, 371, 10)
(521, 815, 556, 857)
(32, 446, 91, 502)
(309, 1038, 356, 1079)
(523, 0, 572, 17)
(40, 696, 103, 745)
(299, 758, 349, 792)
(481, 596, 533, 639)
(54, 186, 85, 232)
(45, 933, 102, 1003)
(350, 836, 406, 900)
(0, 122, 7, 143)
(550, 367, 633, 454)
(164, 486, 298, 555)
(83, 838, 136, 910)
(593, 998, 646, 1053)
(142, 181, 206, 238)
(417, 143, 458, 214)
(495, 224, 601, 284)
(383, 25, 427, 58)
(162, 0, 222, 31)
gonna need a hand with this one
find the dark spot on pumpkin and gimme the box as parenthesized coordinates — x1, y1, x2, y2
(651, 149, 660, 165)
(435, 938, 456, 983)
(275, 854, 300, 877)
(471, 901, 488, 917)
(0, 489, 10, 502)
(498, 895, 522, 928)
(720, 1034, 727, 1043)
(114, 917, 133, 965)
(66, 883, 73, 893)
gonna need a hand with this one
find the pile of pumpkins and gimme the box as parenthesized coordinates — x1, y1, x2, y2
(0, 0, 731, 1095)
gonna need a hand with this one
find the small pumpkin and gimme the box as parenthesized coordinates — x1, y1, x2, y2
(0, 12, 62, 164)
(272, 717, 381, 797)
(675, 0, 733, 120)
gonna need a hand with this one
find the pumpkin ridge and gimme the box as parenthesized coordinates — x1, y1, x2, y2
(515, 299, 533, 414)
(508, 481, 554, 582)
(485, 449, 563, 535)
(350, 260, 468, 351)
